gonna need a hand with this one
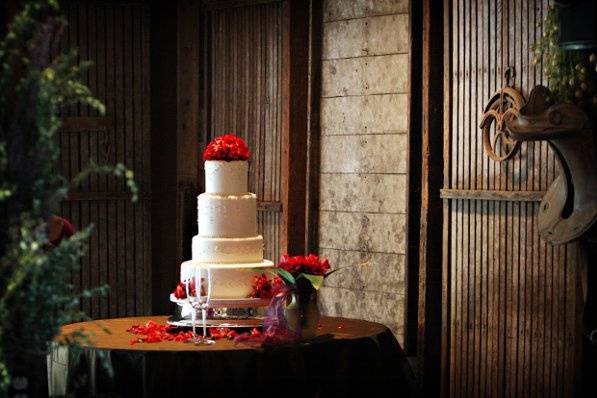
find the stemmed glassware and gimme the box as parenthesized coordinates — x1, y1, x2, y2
(184, 274, 200, 344)
(184, 265, 215, 345)
(196, 265, 215, 345)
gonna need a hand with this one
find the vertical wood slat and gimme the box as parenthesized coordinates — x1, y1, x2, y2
(123, 4, 134, 316)
(471, 3, 480, 396)
(462, 8, 472, 390)
(448, 0, 458, 394)
(141, 2, 152, 316)
(105, 3, 118, 318)
(94, 3, 107, 318)
(78, 2, 92, 318)
(133, 5, 143, 316)
(67, 2, 81, 314)
(418, 2, 445, 394)
(204, 2, 284, 263)
(114, 2, 126, 317)
(86, 4, 100, 318)
(443, 0, 581, 396)
(176, 0, 200, 268)
(57, 1, 151, 319)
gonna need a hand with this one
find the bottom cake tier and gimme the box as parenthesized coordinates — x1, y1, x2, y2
(179, 259, 274, 299)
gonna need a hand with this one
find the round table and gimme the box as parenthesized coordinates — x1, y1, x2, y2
(49, 315, 416, 397)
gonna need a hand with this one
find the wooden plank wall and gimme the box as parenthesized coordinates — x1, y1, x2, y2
(444, 0, 581, 396)
(201, 1, 283, 263)
(58, 1, 151, 319)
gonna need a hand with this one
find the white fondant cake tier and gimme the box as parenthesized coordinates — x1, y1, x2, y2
(205, 160, 248, 194)
(198, 193, 257, 237)
(180, 260, 274, 299)
(192, 234, 263, 263)
(175, 152, 274, 301)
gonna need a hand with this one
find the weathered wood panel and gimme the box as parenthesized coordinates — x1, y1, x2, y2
(443, 1, 581, 396)
(57, 1, 151, 319)
(202, 2, 283, 263)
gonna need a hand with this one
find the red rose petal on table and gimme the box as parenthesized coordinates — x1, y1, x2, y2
(127, 320, 199, 344)
(250, 327, 262, 337)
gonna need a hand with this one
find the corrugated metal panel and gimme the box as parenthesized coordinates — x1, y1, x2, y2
(445, 1, 580, 396)
(203, 2, 283, 263)
(57, 1, 151, 319)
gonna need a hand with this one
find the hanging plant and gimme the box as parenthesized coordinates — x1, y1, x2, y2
(0, 0, 136, 394)
(532, 4, 597, 115)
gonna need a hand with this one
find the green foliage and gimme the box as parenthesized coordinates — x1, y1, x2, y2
(532, 5, 597, 114)
(72, 160, 138, 203)
(268, 268, 296, 286)
(297, 273, 324, 291)
(0, 0, 136, 392)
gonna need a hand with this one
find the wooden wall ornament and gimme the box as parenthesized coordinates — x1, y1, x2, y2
(507, 84, 597, 395)
(506, 85, 597, 245)
(479, 68, 525, 161)
(446, 2, 583, 395)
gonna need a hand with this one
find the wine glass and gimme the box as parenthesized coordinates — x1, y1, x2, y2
(184, 275, 202, 345)
(195, 265, 215, 345)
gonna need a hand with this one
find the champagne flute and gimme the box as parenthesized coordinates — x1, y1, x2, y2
(184, 275, 201, 344)
(195, 265, 215, 345)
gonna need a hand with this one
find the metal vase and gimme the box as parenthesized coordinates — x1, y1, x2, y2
(283, 280, 320, 340)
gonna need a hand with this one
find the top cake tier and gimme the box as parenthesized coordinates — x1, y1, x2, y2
(205, 160, 248, 194)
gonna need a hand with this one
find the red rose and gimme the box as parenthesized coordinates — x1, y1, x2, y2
(203, 134, 250, 161)
(278, 254, 303, 275)
(48, 215, 76, 247)
(304, 254, 329, 276)
(173, 282, 187, 299)
(249, 274, 282, 299)
(172, 277, 201, 299)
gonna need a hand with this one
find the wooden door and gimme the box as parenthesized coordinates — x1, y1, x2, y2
(57, 1, 151, 319)
(199, 0, 285, 263)
(441, 0, 583, 396)
(159, 0, 312, 310)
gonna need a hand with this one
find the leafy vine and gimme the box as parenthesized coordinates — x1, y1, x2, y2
(532, 5, 597, 114)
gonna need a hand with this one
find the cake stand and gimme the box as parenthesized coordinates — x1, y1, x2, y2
(168, 294, 270, 328)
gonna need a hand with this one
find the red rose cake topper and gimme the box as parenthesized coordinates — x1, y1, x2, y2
(203, 133, 250, 161)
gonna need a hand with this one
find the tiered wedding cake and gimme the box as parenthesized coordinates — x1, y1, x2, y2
(179, 135, 273, 299)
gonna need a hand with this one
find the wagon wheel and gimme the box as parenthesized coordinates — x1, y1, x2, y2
(479, 76, 526, 162)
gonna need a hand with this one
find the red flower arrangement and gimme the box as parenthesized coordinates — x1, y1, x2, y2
(203, 133, 250, 161)
(249, 255, 332, 299)
(256, 254, 334, 343)
(278, 254, 330, 277)
(272, 254, 333, 291)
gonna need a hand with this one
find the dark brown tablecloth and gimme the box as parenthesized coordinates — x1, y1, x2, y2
(49, 316, 416, 397)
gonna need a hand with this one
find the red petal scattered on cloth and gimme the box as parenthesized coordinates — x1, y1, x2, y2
(127, 320, 257, 344)
(127, 320, 194, 344)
